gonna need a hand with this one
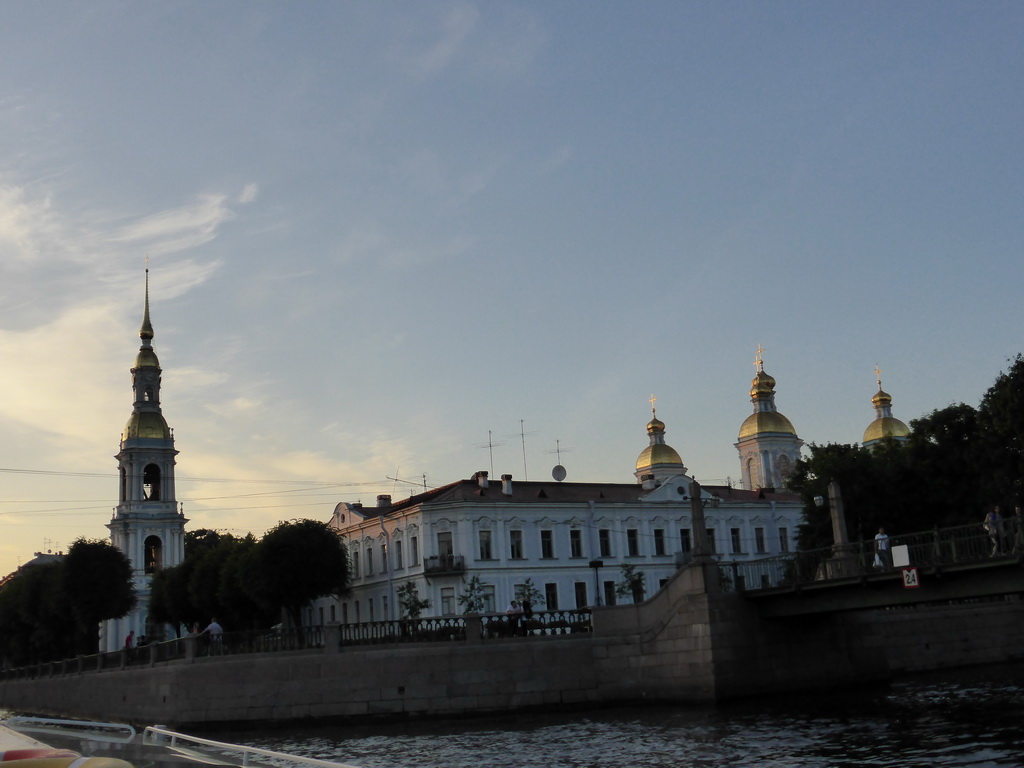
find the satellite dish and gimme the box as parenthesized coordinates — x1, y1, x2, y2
(552, 465, 566, 482)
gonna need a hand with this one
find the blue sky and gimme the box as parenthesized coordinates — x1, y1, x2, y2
(1, 2, 1022, 576)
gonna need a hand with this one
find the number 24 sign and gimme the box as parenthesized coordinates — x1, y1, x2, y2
(902, 567, 920, 588)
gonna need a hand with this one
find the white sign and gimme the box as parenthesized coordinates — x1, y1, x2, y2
(902, 567, 920, 589)
(892, 544, 910, 568)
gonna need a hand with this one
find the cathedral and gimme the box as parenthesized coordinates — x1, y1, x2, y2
(94, 276, 912, 632)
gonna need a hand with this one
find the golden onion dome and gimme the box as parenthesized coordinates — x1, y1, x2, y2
(646, 416, 666, 434)
(635, 443, 684, 472)
(123, 411, 171, 440)
(134, 347, 161, 369)
(750, 370, 776, 398)
(871, 388, 893, 407)
(863, 416, 910, 444)
(738, 411, 797, 440)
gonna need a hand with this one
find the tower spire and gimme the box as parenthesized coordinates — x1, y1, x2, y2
(140, 266, 154, 341)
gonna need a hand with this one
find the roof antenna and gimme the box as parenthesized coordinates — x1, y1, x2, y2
(549, 439, 571, 482)
(520, 419, 528, 481)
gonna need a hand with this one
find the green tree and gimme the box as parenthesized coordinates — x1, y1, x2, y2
(457, 575, 489, 614)
(242, 519, 348, 631)
(396, 581, 430, 619)
(978, 354, 1024, 506)
(515, 578, 544, 609)
(614, 563, 645, 603)
(62, 538, 136, 655)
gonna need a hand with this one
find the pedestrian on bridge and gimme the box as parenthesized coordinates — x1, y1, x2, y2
(984, 506, 1003, 556)
(874, 528, 891, 569)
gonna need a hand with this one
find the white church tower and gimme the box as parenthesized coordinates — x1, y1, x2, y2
(735, 348, 803, 491)
(101, 270, 187, 651)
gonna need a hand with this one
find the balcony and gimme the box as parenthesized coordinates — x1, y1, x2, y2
(424, 554, 465, 576)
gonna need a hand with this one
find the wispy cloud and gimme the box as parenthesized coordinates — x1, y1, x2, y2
(108, 193, 234, 256)
(239, 183, 259, 204)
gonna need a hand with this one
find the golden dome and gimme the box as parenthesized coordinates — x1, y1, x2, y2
(646, 416, 666, 434)
(635, 443, 684, 471)
(123, 411, 171, 440)
(871, 388, 892, 407)
(134, 347, 160, 369)
(750, 370, 776, 398)
(738, 411, 797, 440)
(863, 416, 910, 444)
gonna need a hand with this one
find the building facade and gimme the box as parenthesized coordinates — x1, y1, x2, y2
(320, 406, 803, 625)
(100, 273, 187, 651)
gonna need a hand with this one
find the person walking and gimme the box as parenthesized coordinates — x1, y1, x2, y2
(984, 506, 1002, 556)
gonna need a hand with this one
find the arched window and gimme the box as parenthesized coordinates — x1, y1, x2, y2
(143, 386, 153, 402)
(143, 464, 161, 500)
(144, 535, 163, 573)
(120, 467, 127, 502)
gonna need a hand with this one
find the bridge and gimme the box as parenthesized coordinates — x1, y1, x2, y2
(722, 520, 1024, 617)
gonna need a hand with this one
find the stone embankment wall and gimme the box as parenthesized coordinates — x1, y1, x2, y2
(2, 563, 1022, 728)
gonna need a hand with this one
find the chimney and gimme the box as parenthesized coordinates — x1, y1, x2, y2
(376, 494, 391, 508)
(640, 473, 657, 491)
(474, 471, 489, 488)
(501, 474, 513, 496)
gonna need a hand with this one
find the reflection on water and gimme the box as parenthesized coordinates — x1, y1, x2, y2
(217, 663, 1024, 768)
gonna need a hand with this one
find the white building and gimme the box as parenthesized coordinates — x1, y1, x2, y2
(321, 393, 804, 624)
(100, 272, 187, 651)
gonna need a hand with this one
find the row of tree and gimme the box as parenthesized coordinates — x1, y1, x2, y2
(149, 519, 348, 635)
(0, 539, 135, 667)
(790, 354, 1024, 549)
(0, 519, 348, 669)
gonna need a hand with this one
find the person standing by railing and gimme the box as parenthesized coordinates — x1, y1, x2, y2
(984, 506, 1002, 556)
(874, 528, 892, 569)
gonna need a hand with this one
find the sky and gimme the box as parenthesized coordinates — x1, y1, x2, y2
(1, 1, 1022, 577)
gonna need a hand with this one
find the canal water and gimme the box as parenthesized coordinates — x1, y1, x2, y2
(213, 662, 1024, 768)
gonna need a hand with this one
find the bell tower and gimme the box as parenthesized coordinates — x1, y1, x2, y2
(102, 270, 187, 651)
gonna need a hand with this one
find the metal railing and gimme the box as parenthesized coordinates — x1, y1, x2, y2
(480, 608, 592, 638)
(722, 519, 1024, 594)
(340, 616, 466, 646)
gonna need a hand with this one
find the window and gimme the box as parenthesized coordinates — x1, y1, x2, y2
(354, 601, 360, 623)
(779, 527, 790, 553)
(411, 536, 419, 564)
(437, 531, 453, 557)
(679, 529, 692, 553)
(706, 529, 717, 554)
(366, 546, 373, 575)
(731, 528, 742, 554)
(627, 529, 639, 557)
(381, 543, 388, 572)
(755, 528, 766, 554)
(544, 583, 558, 610)
(330, 604, 336, 623)
(441, 587, 455, 615)
(599, 529, 612, 557)
(574, 582, 588, 608)
(603, 580, 616, 606)
(478, 530, 493, 560)
(540, 530, 554, 559)
(351, 550, 360, 577)
(368, 598, 374, 622)
(341, 604, 348, 624)
(395, 539, 404, 569)
(510, 530, 524, 559)
(481, 585, 496, 613)
(382, 596, 388, 621)
(142, 463, 161, 501)
(653, 529, 665, 556)
(319, 606, 324, 626)
(570, 529, 583, 558)
(144, 535, 163, 573)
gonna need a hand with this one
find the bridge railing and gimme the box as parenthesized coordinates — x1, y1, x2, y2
(722, 519, 1021, 594)
(340, 616, 466, 646)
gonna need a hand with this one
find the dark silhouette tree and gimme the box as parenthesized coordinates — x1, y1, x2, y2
(242, 519, 348, 632)
(62, 538, 135, 655)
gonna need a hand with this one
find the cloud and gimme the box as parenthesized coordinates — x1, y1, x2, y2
(239, 183, 259, 204)
(0, 183, 60, 263)
(108, 194, 234, 256)
(397, 3, 480, 80)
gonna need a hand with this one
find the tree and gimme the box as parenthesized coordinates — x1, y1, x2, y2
(515, 578, 544, 609)
(615, 563, 645, 603)
(242, 519, 348, 631)
(978, 354, 1024, 506)
(397, 581, 430, 619)
(62, 538, 136, 655)
(457, 575, 489, 614)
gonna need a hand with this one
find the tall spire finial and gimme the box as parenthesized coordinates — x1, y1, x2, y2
(875, 364, 883, 390)
(649, 393, 657, 416)
(140, 261, 154, 341)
